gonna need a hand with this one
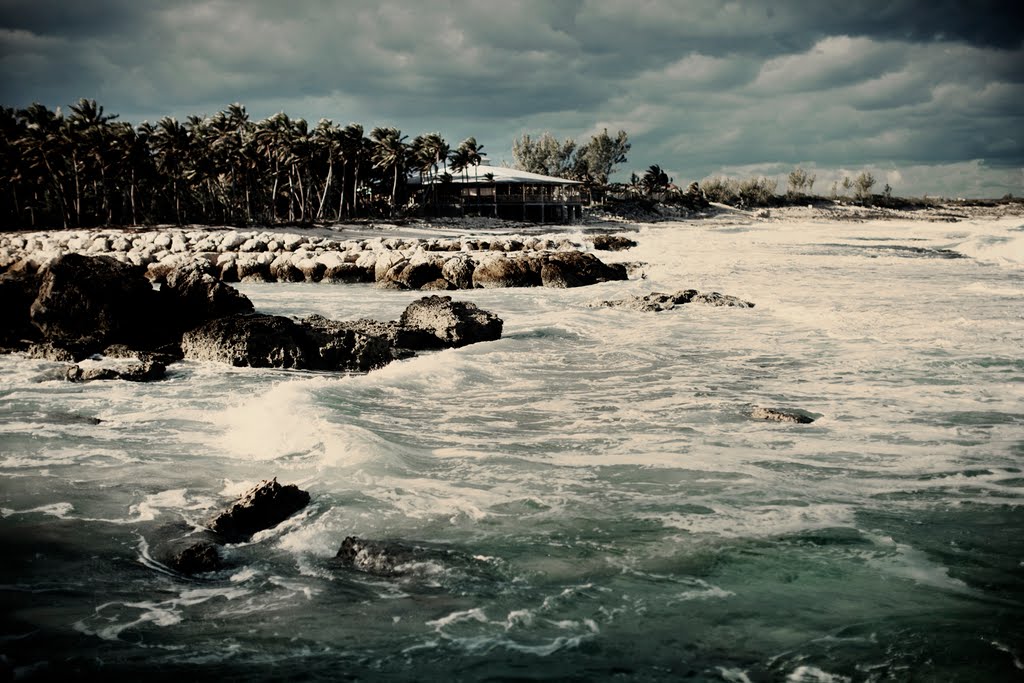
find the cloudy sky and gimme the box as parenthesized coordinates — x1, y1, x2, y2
(2, 0, 1021, 197)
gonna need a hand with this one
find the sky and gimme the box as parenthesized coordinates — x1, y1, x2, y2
(2, 0, 1021, 198)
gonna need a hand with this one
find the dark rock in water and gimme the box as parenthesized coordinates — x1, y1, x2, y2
(26, 342, 82, 362)
(339, 318, 424, 354)
(207, 478, 310, 543)
(751, 407, 816, 424)
(691, 292, 755, 308)
(149, 523, 224, 575)
(399, 295, 503, 349)
(0, 262, 41, 347)
(181, 314, 309, 368)
(300, 314, 401, 371)
(335, 536, 404, 576)
(65, 359, 166, 382)
(542, 252, 628, 288)
(171, 542, 222, 574)
(30, 254, 158, 352)
(161, 266, 254, 330)
(591, 234, 638, 251)
(594, 289, 754, 311)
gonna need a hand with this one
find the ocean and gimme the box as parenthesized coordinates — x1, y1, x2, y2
(2, 214, 1022, 681)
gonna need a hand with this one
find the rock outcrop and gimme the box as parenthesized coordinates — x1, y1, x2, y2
(593, 289, 754, 311)
(207, 478, 311, 543)
(751, 407, 816, 424)
(65, 359, 167, 382)
(182, 296, 504, 370)
(590, 234, 638, 251)
(398, 295, 503, 349)
(29, 253, 159, 352)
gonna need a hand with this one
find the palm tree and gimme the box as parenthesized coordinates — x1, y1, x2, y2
(642, 164, 670, 196)
(153, 117, 191, 223)
(339, 123, 366, 219)
(370, 126, 408, 217)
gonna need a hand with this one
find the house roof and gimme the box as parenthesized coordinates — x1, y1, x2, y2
(408, 163, 581, 186)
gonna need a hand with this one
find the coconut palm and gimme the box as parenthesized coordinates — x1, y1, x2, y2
(370, 126, 408, 217)
(642, 164, 670, 196)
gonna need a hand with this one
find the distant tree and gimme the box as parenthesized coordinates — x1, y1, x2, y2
(511, 132, 576, 178)
(574, 129, 630, 185)
(642, 164, 670, 195)
(854, 171, 876, 200)
(370, 126, 408, 216)
(787, 167, 815, 195)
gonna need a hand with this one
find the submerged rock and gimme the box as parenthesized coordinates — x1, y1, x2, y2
(148, 524, 224, 575)
(207, 478, 311, 543)
(751, 407, 816, 424)
(593, 289, 754, 311)
(300, 314, 402, 371)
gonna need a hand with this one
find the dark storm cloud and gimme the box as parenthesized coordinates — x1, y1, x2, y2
(1, 0, 1020, 196)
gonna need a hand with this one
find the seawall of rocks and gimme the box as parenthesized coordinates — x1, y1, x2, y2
(0, 228, 631, 290)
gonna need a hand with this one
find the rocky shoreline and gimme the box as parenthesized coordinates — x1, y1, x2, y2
(0, 225, 630, 291)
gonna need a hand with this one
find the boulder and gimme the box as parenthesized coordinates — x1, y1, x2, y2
(542, 252, 628, 288)
(472, 255, 541, 288)
(591, 234, 638, 251)
(299, 315, 400, 371)
(29, 253, 158, 352)
(148, 524, 224, 575)
(323, 262, 373, 283)
(751, 407, 816, 424)
(0, 263, 41, 347)
(399, 295, 503, 349)
(65, 359, 166, 382)
(181, 314, 309, 368)
(26, 342, 80, 362)
(335, 536, 404, 576)
(441, 255, 475, 289)
(207, 478, 310, 543)
(161, 266, 254, 331)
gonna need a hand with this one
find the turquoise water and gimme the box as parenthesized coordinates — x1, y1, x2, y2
(2, 216, 1023, 681)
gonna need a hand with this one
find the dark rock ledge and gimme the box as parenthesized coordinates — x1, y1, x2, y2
(1, 254, 504, 375)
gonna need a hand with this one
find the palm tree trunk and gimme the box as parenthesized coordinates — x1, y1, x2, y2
(391, 165, 399, 217)
(317, 158, 333, 221)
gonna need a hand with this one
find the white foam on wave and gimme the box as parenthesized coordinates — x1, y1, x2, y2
(786, 665, 852, 683)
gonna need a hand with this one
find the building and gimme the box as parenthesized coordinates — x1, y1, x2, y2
(408, 162, 584, 223)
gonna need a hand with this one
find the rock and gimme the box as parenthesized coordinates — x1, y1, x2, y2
(161, 266, 254, 330)
(65, 359, 166, 382)
(148, 523, 224, 574)
(29, 253, 158, 353)
(300, 315, 400, 371)
(323, 262, 372, 283)
(594, 289, 754, 311)
(441, 255, 475, 289)
(171, 542, 222, 574)
(399, 295, 503, 349)
(335, 536, 403, 576)
(541, 252, 628, 288)
(751, 407, 816, 424)
(0, 263, 41, 347)
(591, 234, 638, 251)
(472, 256, 541, 288)
(207, 478, 310, 543)
(181, 314, 309, 368)
(26, 342, 80, 362)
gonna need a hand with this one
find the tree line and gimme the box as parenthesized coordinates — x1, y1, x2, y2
(0, 99, 492, 229)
